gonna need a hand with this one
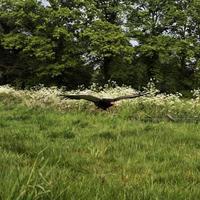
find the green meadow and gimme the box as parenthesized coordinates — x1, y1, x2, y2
(1, 92, 200, 200)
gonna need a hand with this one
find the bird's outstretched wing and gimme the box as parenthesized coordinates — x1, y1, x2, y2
(61, 94, 101, 103)
(104, 92, 146, 102)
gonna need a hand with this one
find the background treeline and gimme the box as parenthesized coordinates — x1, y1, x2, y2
(1, 0, 200, 94)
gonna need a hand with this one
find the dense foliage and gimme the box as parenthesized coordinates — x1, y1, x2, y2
(1, 0, 200, 93)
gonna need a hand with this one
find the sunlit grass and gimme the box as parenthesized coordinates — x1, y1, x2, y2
(1, 85, 200, 199)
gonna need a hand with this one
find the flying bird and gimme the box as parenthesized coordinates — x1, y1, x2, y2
(61, 92, 146, 110)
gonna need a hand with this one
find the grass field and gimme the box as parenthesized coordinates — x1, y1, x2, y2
(1, 87, 200, 199)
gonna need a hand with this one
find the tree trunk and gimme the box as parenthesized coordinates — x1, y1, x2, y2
(101, 57, 112, 84)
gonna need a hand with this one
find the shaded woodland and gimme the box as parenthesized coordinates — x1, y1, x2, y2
(1, 0, 200, 94)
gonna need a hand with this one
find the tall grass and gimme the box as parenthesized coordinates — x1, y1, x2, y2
(0, 83, 200, 121)
(1, 84, 200, 199)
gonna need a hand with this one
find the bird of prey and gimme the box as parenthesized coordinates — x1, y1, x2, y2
(61, 92, 146, 110)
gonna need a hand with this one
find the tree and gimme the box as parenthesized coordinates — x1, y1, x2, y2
(0, 0, 55, 86)
(82, 20, 133, 84)
(1, 0, 200, 93)
(0, 0, 93, 88)
(126, 0, 200, 92)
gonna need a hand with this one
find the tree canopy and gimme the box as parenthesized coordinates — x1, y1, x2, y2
(1, 0, 200, 93)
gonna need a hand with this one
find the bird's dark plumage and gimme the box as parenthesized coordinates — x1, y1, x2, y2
(61, 92, 145, 110)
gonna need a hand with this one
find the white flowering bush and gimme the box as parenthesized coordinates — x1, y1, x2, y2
(1, 82, 200, 121)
